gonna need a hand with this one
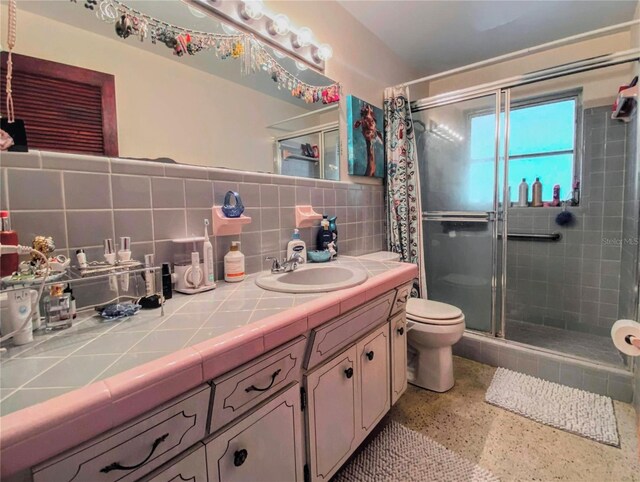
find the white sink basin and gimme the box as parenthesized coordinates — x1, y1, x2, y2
(255, 264, 368, 294)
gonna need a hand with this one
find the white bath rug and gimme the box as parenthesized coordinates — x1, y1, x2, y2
(333, 421, 499, 482)
(485, 367, 619, 446)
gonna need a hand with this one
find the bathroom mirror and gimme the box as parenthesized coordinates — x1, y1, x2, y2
(7, 0, 340, 178)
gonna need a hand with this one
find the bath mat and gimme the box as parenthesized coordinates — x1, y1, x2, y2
(333, 421, 499, 482)
(485, 367, 619, 446)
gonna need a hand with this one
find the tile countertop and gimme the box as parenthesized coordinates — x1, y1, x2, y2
(0, 256, 417, 478)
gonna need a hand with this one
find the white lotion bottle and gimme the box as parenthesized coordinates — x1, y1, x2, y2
(203, 219, 215, 286)
(287, 229, 307, 262)
(224, 241, 245, 282)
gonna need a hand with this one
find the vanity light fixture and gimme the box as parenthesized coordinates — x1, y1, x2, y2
(189, 0, 330, 71)
(239, 0, 264, 21)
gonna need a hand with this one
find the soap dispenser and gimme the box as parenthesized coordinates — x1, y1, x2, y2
(287, 229, 307, 262)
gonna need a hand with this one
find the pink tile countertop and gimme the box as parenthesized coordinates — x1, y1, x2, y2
(0, 256, 417, 477)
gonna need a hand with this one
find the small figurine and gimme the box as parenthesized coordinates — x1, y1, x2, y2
(327, 241, 337, 260)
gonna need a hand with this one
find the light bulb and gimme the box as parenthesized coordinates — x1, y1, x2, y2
(295, 61, 308, 71)
(293, 26, 313, 48)
(315, 43, 333, 62)
(268, 14, 290, 36)
(239, 0, 264, 20)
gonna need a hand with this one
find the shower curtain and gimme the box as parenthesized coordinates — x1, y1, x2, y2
(383, 86, 426, 297)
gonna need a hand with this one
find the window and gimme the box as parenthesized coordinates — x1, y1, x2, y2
(0, 53, 118, 156)
(469, 94, 578, 204)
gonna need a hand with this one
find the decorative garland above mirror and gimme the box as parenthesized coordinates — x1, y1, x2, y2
(71, 0, 340, 104)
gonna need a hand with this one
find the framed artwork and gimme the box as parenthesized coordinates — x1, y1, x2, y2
(347, 95, 385, 178)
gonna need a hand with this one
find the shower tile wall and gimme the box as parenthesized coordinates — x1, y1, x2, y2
(618, 112, 638, 321)
(506, 105, 630, 338)
(0, 151, 385, 307)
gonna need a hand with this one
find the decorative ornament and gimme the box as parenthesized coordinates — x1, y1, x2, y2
(31, 236, 56, 263)
(71, 0, 340, 104)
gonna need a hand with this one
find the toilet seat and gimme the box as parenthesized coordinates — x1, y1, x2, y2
(406, 299, 464, 326)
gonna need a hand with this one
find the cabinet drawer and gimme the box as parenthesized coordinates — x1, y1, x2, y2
(305, 291, 395, 370)
(206, 383, 305, 482)
(210, 336, 306, 432)
(33, 385, 211, 482)
(391, 282, 412, 316)
(142, 444, 207, 482)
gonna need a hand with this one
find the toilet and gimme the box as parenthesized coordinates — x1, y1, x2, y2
(406, 298, 465, 392)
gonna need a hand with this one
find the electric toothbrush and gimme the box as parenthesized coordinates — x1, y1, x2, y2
(203, 219, 215, 286)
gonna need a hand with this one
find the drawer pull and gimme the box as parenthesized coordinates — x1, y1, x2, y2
(245, 369, 281, 393)
(344, 367, 354, 379)
(234, 449, 248, 467)
(366, 351, 375, 361)
(397, 294, 408, 304)
(397, 327, 405, 336)
(100, 433, 169, 473)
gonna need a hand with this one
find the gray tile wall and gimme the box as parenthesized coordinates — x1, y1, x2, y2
(505, 106, 631, 338)
(0, 150, 385, 285)
(618, 112, 638, 322)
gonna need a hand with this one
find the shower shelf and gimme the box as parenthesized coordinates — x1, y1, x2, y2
(611, 85, 637, 122)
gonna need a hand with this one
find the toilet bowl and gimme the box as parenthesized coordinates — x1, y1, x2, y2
(406, 298, 465, 392)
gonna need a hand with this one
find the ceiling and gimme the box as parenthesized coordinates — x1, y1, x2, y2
(339, 0, 639, 77)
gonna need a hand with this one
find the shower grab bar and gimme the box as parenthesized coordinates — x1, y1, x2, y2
(424, 217, 489, 223)
(499, 232, 562, 241)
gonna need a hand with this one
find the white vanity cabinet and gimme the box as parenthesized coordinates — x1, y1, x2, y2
(305, 322, 391, 482)
(205, 383, 305, 482)
(24, 285, 410, 482)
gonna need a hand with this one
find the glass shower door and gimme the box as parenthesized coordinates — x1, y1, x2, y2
(413, 93, 501, 333)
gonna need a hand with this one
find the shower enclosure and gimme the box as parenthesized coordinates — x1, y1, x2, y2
(412, 53, 640, 371)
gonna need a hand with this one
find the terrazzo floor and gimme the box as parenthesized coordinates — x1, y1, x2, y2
(507, 320, 627, 369)
(389, 357, 640, 481)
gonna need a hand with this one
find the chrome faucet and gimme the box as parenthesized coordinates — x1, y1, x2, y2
(266, 252, 303, 274)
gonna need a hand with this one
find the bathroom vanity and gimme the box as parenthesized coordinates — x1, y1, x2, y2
(0, 259, 416, 482)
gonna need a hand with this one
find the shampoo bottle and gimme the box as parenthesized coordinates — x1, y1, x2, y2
(517, 178, 528, 207)
(532, 177, 543, 207)
(287, 229, 307, 262)
(224, 241, 245, 282)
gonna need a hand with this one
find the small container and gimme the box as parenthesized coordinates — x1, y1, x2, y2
(287, 229, 307, 262)
(224, 241, 245, 282)
(162, 263, 173, 300)
(75, 249, 88, 269)
(308, 250, 331, 263)
(43, 285, 72, 331)
(0, 211, 19, 277)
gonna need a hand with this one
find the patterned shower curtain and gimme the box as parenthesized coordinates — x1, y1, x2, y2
(383, 86, 426, 298)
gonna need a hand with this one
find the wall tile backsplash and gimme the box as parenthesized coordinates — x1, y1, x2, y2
(1, 150, 385, 285)
(505, 105, 633, 339)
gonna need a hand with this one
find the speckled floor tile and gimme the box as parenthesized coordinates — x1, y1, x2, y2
(391, 357, 639, 481)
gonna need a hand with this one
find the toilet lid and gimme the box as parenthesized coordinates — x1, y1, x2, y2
(406, 299, 463, 325)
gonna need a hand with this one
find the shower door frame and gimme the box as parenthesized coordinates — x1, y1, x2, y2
(412, 49, 640, 339)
